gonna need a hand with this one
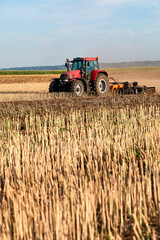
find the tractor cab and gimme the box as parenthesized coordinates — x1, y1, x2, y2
(65, 57, 99, 79)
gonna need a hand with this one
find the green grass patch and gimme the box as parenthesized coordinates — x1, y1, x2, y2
(1, 66, 160, 75)
(0, 70, 66, 75)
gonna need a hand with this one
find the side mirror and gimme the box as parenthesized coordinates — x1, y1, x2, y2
(87, 62, 90, 66)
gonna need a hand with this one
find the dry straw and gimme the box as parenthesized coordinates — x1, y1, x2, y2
(0, 100, 160, 239)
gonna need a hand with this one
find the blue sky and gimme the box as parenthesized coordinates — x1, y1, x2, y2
(0, 0, 160, 68)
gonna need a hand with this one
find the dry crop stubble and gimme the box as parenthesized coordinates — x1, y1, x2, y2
(0, 95, 160, 239)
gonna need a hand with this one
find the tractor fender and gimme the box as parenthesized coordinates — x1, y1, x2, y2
(90, 70, 108, 81)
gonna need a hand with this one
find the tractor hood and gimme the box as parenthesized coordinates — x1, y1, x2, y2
(60, 70, 81, 80)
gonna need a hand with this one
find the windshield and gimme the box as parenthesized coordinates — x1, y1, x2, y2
(71, 60, 85, 71)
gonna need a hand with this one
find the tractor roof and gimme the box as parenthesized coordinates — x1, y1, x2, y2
(73, 57, 98, 61)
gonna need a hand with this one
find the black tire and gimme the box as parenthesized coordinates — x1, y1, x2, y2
(69, 80, 84, 97)
(49, 79, 59, 92)
(94, 74, 109, 96)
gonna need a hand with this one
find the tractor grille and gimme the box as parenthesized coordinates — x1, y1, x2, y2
(61, 74, 70, 81)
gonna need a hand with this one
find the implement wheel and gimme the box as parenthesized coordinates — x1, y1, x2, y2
(94, 74, 109, 96)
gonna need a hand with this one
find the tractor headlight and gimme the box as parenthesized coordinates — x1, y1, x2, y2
(60, 79, 69, 82)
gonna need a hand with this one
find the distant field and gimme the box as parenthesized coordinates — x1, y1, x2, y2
(0, 70, 65, 75)
(105, 66, 160, 72)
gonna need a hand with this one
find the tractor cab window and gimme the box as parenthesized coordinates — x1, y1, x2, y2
(72, 61, 85, 71)
(87, 61, 94, 73)
(93, 61, 99, 70)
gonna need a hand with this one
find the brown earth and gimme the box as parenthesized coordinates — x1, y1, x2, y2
(0, 94, 160, 113)
(0, 69, 159, 102)
(0, 82, 50, 92)
(0, 74, 59, 94)
(0, 74, 59, 84)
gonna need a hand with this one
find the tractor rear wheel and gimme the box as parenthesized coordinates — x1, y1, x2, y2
(49, 79, 59, 92)
(94, 74, 109, 96)
(70, 80, 84, 97)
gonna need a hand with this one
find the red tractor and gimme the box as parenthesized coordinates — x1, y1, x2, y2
(49, 57, 156, 96)
(49, 57, 109, 97)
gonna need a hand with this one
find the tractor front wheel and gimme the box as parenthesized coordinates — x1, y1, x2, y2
(70, 80, 84, 97)
(94, 74, 109, 96)
(49, 79, 59, 92)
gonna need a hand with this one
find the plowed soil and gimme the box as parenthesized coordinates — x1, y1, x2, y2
(0, 68, 159, 102)
(0, 74, 59, 84)
(0, 94, 160, 114)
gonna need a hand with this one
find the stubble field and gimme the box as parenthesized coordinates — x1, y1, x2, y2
(0, 67, 160, 239)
